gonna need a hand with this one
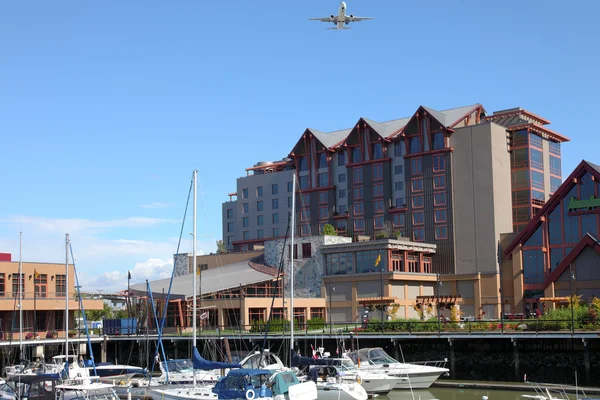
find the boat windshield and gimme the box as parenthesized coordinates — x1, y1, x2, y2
(60, 388, 118, 400)
(338, 360, 356, 372)
(366, 348, 398, 365)
(164, 360, 193, 373)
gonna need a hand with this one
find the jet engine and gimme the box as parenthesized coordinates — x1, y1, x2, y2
(349, 14, 354, 20)
(330, 14, 335, 21)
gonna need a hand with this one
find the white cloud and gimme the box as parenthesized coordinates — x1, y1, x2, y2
(140, 202, 172, 209)
(79, 258, 174, 292)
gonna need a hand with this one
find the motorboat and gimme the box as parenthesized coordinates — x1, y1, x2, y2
(0, 374, 62, 400)
(343, 347, 449, 389)
(84, 361, 147, 380)
(56, 381, 120, 400)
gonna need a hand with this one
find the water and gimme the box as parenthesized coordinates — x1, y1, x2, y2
(385, 387, 571, 400)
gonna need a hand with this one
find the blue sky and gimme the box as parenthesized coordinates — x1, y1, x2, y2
(1, 0, 598, 292)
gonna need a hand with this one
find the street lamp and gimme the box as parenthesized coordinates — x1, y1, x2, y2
(569, 264, 575, 335)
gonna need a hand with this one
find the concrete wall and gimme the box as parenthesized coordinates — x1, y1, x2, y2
(451, 122, 512, 275)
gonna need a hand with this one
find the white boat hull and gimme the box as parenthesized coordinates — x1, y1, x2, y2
(316, 383, 367, 400)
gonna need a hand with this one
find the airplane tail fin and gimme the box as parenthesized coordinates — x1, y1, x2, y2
(327, 27, 352, 30)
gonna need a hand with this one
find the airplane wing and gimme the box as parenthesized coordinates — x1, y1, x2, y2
(309, 16, 337, 22)
(345, 16, 373, 22)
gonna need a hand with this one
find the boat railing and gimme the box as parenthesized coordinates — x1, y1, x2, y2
(407, 359, 449, 369)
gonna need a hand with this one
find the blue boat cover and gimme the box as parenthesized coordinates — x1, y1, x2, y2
(290, 349, 341, 367)
(211, 369, 272, 400)
(192, 347, 242, 371)
(225, 368, 272, 377)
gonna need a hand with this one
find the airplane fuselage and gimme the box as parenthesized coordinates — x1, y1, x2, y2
(337, 1, 347, 30)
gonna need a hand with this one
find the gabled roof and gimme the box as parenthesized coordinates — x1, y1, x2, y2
(542, 233, 600, 289)
(504, 160, 600, 257)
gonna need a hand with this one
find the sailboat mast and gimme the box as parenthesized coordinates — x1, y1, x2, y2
(192, 170, 197, 386)
(290, 173, 296, 352)
(65, 233, 70, 359)
(19, 231, 23, 358)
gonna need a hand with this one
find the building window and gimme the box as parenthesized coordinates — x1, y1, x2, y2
(373, 143, 383, 159)
(55, 274, 66, 297)
(227, 236, 233, 246)
(301, 209, 310, 221)
(257, 215, 264, 226)
(302, 194, 310, 206)
(373, 184, 383, 197)
(257, 201, 263, 211)
(338, 173, 346, 183)
(318, 152, 327, 169)
(409, 136, 421, 153)
(339, 189, 346, 198)
(550, 176, 561, 193)
(434, 193, 446, 206)
(338, 151, 346, 166)
(272, 184, 279, 195)
(299, 156, 308, 171)
(311, 308, 325, 319)
(394, 142, 403, 157)
(243, 217, 249, 227)
(288, 181, 293, 192)
(301, 224, 311, 236)
(432, 132, 445, 150)
(227, 222, 234, 232)
(395, 197, 405, 208)
(435, 226, 448, 240)
(549, 141, 561, 156)
(319, 207, 328, 219)
(413, 228, 425, 242)
(242, 188, 249, 199)
(395, 181, 404, 191)
(302, 243, 312, 258)
(550, 156, 561, 176)
(433, 175, 446, 190)
(338, 205, 348, 214)
(393, 214, 405, 227)
(318, 191, 328, 204)
(272, 213, 279, 224)
(272, 198, 279, 210)
(353, 202, 364, 215)
(353, 186, 363, 199)
(0, 273, 4, 296)
(395, 165, 403, 175)
(529, 134, 543, 148)
(411, 178, 423, 192)
(288, 197, 292, 208)
(337, 220, 347, 232)
(352, 147, 362, 163)
(374, 200, 385, 213)
(531, 171, 545, 190)
(257, 229, 264, 239)
(243, 231, 250, 240)
(433, 155, 445, 172)
(319, 173, 329, 187)
(257, 186, 263, 197)
(374, 215, 385, 229)
(353, 167, 363, 183)
(273, 227, 280, 237)
(435, 209, 447, 223)
(299, 176, 309, 189)
(226, 209, 233, 219)
(354, 218, 365, 231)
(356, 250, 387, 273)
(412, 195, 424, 208)
(326, 252, 354, 275)
(411, 158, 422, 175)
(373, 164, 383, 181)
(530, 149, 544, 170)
(413, 211, 424, 225)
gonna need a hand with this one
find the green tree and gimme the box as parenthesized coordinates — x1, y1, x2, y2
(85, 303, 113, 321)
(216, 240, 227, 254)
(321, 224, 337, 236)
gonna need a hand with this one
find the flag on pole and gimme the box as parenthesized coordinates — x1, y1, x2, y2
(34, 269, 40, 279)
(196, 265, 201, 276)
(375, 252, 381, 267)
(128, 271, 131, 280)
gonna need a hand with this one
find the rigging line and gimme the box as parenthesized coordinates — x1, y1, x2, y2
(151, 173, 194, 376)
(258, 211, 292, 367)
(69, 242, 97, 377)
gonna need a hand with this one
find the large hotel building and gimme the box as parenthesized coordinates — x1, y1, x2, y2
(217, 103, 598, 318)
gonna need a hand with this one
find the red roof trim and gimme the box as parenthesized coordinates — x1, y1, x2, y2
(388, 207, 407, 214)
(448, 104, 484, 128)
(504, 161, 600, 257)
(542, 234, 600, 289)
(296, 185, 336, 194)
(487, 109, 551, 125)
(507, 123, 570, 143)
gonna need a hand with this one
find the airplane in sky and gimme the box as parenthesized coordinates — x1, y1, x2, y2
(309, 1, 373, 30)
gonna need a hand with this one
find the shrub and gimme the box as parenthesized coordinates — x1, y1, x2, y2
(307, 318, 325, 330)
(322, 224, 337, 236)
